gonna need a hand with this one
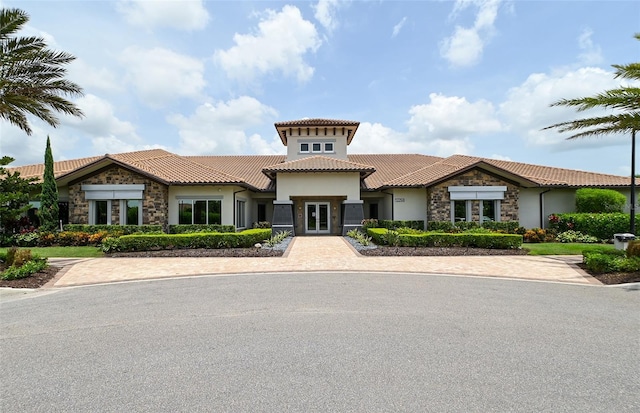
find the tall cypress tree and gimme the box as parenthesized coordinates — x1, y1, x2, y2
(40, 136, 59, 232)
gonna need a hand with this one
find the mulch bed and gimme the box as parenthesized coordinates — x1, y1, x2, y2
(1, 246, 638, 288)
(0, 265, 60, 289)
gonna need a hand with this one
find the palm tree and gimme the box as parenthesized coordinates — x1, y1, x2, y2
(544, 33, 640, 234)
(0, 7, 84, 135)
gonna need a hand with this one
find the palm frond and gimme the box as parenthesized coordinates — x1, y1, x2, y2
(0, 7, 84, 135)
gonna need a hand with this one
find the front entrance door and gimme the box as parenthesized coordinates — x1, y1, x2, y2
(305, 202, 330, 234)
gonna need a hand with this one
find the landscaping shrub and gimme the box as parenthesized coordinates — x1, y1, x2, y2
(395, 227, 424, 234)
(523, 228, 550, 243)
(252, 221, 271, 229)
(549, 213, 638, 240)
(0, 247, 48, 281)
(626, 240, 640, 258)
(583, 252, 619, 273)
(556, 230, 600, 244)
(1, 258, 47, 280)
(57, 231, 91, 246)
(378, 220, 425, 230)
(582, 249, 639, 274)
(575, 188, 626, 213)
(38, 232, 57, 247)
(366, 228, 522, 249)
(14, 231, 39, 247)
(263, 230, 291, 247)
(361, 219, 379, 229)
(168, 224, 235, 234)
(346, 229, 372, 246)
(426, 221, 520, 234)
(102, 229, 272, 253)
(481, 221, 520, 234)
(63, 224, 163, 235)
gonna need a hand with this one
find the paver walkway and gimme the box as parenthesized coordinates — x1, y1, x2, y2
(51, 237, 597, 287)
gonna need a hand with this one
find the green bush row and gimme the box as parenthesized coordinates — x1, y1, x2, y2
(63, 224, 163, 234)
(583, 250, 640, 274)
(427, 221, 520, 233)
(168, 224, 236, 234)
(377, 220, 425, 230)
(102, 229, 271, 253)
(367, 228, 522, 249)
(549, 213, 637, 240)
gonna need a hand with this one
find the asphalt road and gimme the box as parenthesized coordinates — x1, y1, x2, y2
(1, 273, 639, 412)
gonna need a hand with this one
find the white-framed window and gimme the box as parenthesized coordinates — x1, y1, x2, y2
(236, 199, 246, 229)
(451, 200, 471, 222)
(299, 141, 336, 154)
(89, 200, 112, 225)
(120, 200, 142, 225)
(480, 200, 500, 222)
(178, 199, 222, 225)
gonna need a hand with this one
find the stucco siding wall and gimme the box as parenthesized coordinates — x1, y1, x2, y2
(392, 188, 427, 221)
(276, 172, 360, 201)
(168, 186, 246, 226)
(543, 189, 576, 227)
(286, 131, 348, 160)
(518, 189, 543, 229)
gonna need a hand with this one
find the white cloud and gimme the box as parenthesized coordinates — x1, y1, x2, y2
(349, 122, 474, 157)
(0, 95, 152, 164)
(116, 0, 209, 31)
(214, 5, 321, 83)
(392, 17, 407, 38)
(577, 28, 603, 66)
(69, 59, 122, 93)
(61, 94, 167, 155)
(499, 67, 624, 149)
(168, 96, 280, 155)
(120, 47, 205, 107)
(313, 0, 344, 33)
(407, 93, 503, 140)
(440, 0, 501, 67)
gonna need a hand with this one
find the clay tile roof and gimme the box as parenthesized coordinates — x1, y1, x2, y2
(348, 154, 443, 189)
(274, 118, 360, 127)
(7, 156, 102, 182)
(263, 155, 375, 179)
(483, 159, 631, 187)
(274, 118, 360, 145)
(187, 155, 285, 190)
(106, 149, 246, 185)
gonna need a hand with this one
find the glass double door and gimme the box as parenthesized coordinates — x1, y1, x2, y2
(305, 202, 330, 234)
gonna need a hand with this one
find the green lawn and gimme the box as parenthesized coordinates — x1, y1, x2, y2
(524, 242, 616, 255)
(0, 246, 103, 258)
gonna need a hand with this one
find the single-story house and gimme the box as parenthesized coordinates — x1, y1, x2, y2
(10, 118, 635, 235)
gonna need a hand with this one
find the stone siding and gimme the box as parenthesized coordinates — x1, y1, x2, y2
(68, 166, 169, 227)
(427, 169, 519, 222)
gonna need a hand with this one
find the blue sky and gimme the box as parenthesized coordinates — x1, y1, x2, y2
(2, 0, 639, 176)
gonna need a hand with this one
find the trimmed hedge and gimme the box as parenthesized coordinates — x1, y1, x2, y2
(575, 188, 626, 213)
(427, 221, 520, 234)
(63, 224, 163, 235)
(377, 220, 425, 230)
(549, 213, 638, 240)
(367, 228, 522, 249)
(168, 224, 236, 234)
(102, 228, 271, 253)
